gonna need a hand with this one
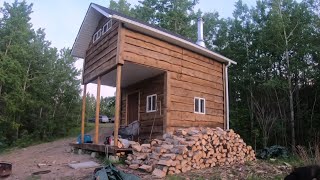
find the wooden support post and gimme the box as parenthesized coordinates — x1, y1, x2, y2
(95, 76, 101, 144)
(223, 64, 227, 130)
(164, 72, 171, 134)
(114, 64, 122, 147)
(81, 84, 87, 143)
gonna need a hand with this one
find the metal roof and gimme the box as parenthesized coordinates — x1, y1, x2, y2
(71, 3, 236, 65)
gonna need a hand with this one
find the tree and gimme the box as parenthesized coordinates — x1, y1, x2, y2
(109, 0, 132, 16)
(0, 0, 81, 148)
(101, 96, 115, 118)
(0, 0, 34, 142)
(133, 0, 199, 39)
(265, 0, 316, 150)
(212, 0, 320, 149)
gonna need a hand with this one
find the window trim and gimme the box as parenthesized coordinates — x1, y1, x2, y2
(93, 29, 102, 43)
(194, 97, 205, 114)
(146, 94, 157, 113)
(102, 19, 112, 34)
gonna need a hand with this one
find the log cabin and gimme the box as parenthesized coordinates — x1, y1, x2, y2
(71, 3, 236, 146)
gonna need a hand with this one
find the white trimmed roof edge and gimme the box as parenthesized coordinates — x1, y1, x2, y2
(71, 3, 237, 65)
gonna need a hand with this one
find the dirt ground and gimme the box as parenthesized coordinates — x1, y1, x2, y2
(0, 137, 96, 180)
(0, 123, 114, 180)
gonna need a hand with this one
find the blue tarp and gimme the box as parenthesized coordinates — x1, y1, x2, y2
(77, 134, 92, 144)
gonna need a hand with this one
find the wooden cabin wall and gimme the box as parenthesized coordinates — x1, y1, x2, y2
(83, 17, 119, 84)
(121, 28, 225, 133)
(120, 74, 165, 139)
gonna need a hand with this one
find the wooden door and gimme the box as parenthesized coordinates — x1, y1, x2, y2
(127, 92, 139, 124)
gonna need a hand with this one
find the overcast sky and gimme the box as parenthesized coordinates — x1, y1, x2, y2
(2, 0, 257, 97)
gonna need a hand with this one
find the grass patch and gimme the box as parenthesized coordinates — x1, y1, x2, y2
(0, 124, 95, 155)
(67, 123, 95, 137)
(295, 144, 320, 166)
(97, 154, 126, 166)
(166, 175, 184, 180)
(246, 175, 260, 180)
(266, 155, 303, 167)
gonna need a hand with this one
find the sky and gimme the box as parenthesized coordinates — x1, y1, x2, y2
(1, 0, 257, 97)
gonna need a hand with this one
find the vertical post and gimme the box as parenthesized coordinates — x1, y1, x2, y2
(225, 62, 231, 130)
(95, 76, 101, 144)
(81, 84, 87, 143)
(223, 64, 227, 130)
(164, 72, 170, 133)
(114, 64, 122, 147)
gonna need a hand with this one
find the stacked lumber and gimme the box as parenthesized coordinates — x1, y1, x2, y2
(125, 127, 255, 178)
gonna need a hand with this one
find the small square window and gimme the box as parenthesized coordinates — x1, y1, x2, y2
(194, 97, 205, 114)
(93, 29, 102, 43)
(146, 94, 157, 112)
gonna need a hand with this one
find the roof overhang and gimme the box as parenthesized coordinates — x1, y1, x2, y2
(71, 4, 111, 58)
(71, 4, 237, 65)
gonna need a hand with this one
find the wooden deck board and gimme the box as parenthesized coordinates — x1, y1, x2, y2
(69, 143, 132, 154)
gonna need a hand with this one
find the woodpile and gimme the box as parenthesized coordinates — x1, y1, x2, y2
(125, 127, 256, 178)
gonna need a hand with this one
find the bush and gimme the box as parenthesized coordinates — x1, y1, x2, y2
(14, 134, 40, 148)
(257, 145, 288, 159)
(296, 144, 320, 166)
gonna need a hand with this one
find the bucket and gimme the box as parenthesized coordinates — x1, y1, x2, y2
(0, 162, 12, 177)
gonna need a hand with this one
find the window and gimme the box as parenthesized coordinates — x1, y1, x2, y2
(93, 29, 102, 43)
(102, 20, 112, 34)
(146, 94, 157, 112)
(194, 97, 205, 114)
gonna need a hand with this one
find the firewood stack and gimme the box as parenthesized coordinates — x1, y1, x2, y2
(125, 127, 256, 178)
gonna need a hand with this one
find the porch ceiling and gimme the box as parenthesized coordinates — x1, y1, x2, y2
(91, 62, 164, 87)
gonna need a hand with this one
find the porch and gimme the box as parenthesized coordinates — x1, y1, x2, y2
(71, 61, 166, 153)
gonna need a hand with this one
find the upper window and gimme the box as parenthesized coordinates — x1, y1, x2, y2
(194, 97, 205, 114)
(146, 94, 157, 113)
(93, 29, 102, 43)
(102, 20, 112, 34)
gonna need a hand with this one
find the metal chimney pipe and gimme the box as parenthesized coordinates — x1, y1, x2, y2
(196, 17, 206, 47)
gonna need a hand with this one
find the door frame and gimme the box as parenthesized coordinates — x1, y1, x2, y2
(125, 90, 140, 125)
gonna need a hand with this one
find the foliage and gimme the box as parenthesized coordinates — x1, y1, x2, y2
(212, 0, 320, 150)
(0, 0, 81, 150)
(110, 0, 199, 39)
(109, 0, 132, 16)
(257, 145, 289, 159)
(296, 144, 320, 166)
(101, 96, 116, 118)
(85, 94, 115, 119)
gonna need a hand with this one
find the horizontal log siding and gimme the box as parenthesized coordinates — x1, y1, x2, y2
(83, 18, 119, 84)
(121, 74, 165, 140)
(122, 28, 225, 132)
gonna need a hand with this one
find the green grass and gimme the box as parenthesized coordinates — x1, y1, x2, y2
(67, 123, 95, 137)
(1, 122, 114, 154)
(166, 175, 184, 180)
(246, 175, 261, 180)
(0, 124, 96, 155)
(247, 174, 284, 180)
(97, 155, 126, 165)
(266, 155, 303, 167)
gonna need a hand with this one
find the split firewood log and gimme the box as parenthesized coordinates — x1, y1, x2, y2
(126, 127, 256, 177)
